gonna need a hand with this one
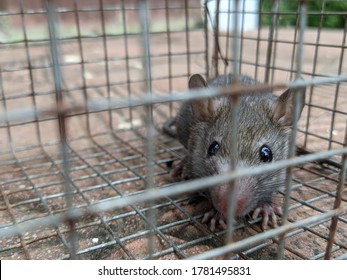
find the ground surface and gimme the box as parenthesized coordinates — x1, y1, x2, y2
(0, 24, 346, 259)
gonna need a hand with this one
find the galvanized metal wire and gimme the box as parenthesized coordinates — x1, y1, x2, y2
(0, 0, 346, 260)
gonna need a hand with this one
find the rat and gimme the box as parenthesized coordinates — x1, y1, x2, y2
(163, 73, 306, 231)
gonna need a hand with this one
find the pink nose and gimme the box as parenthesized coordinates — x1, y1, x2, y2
(235, 197, 247, 216)
(217, 195, 248, 217)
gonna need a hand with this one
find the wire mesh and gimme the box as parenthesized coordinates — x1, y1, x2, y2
(0, 0, 346, 260)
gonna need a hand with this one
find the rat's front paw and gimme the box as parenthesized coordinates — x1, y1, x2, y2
(252, 203, 282, 230)
(170, 158, 192, 180)
(201, 209, 227, 232)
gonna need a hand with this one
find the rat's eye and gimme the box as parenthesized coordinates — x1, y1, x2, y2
(259, 144, 273, 162)
(208, 141, 220, 157)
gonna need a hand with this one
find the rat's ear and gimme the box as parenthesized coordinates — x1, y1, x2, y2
(273, 79, 306, 127)
(188, 74, 221, 121)
(188, 74, 208, 89)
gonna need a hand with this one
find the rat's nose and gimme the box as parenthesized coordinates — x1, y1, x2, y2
(233, 177, 255, 216)
(235, 196, 248, 216)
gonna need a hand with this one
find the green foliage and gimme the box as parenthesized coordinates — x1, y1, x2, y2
(261, 0, 347, 28)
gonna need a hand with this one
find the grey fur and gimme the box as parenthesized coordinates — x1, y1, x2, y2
(164, 74, 306, 230)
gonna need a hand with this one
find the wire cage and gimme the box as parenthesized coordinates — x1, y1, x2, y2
(0, 0, 346, 260)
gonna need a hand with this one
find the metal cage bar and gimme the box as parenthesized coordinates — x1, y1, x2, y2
(0, 0, 346, 260)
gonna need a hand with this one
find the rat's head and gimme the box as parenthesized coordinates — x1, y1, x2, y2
(187, 74, 306, 217)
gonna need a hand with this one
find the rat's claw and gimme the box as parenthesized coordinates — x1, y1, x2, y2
(218, 218, 227, 230)
(170, 159, 192, 180)
(202, 209, 227, 232)
(171, 160, 183, 178)
(252, 203, 282, 230)
(210, 217, 217, 232)
(201, 210, 214, 223)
